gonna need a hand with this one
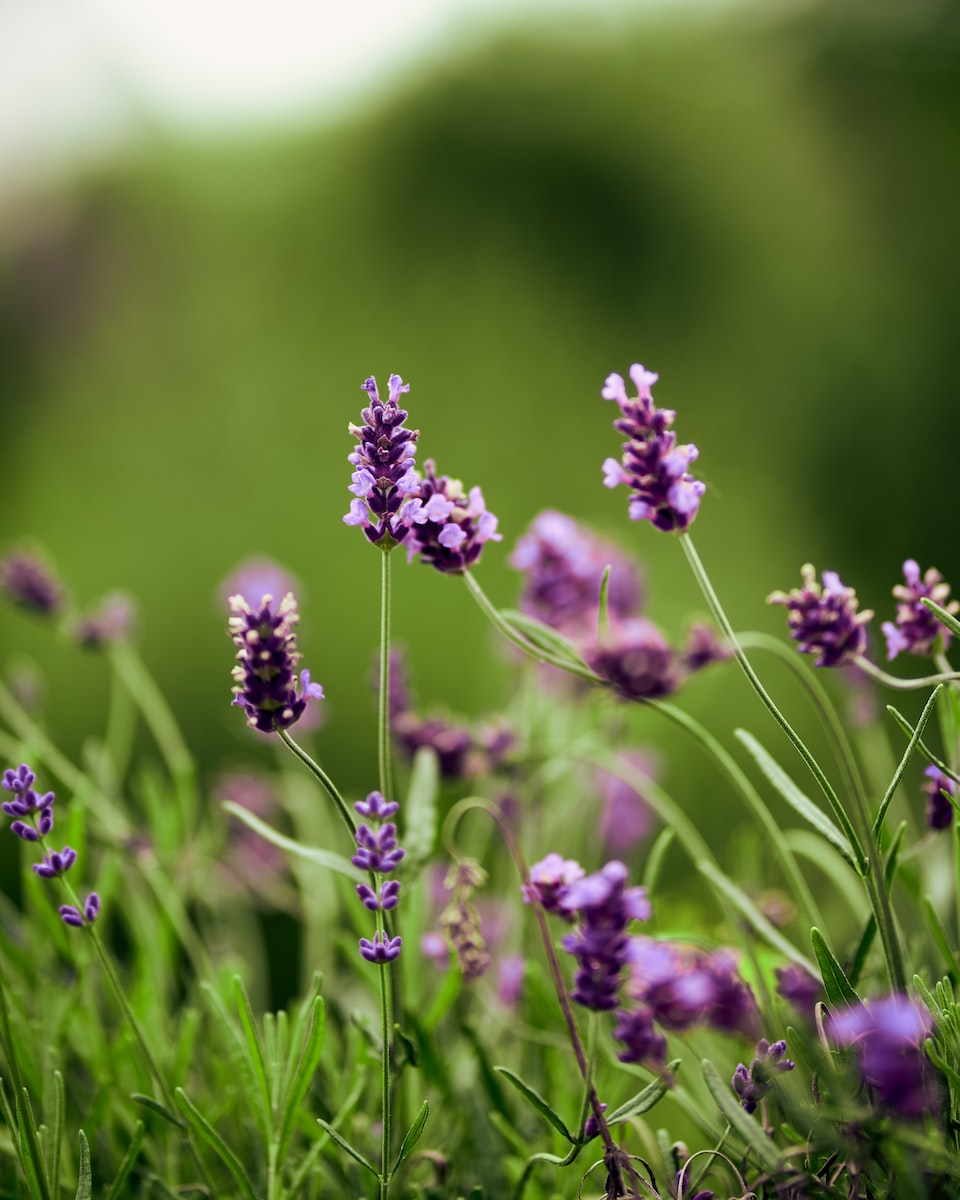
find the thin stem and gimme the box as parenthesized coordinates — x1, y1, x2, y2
(852, 655, 960, 691)
(378, 959, 392, 1200)
(679, 533, 906, 991)
(277, 730, 356, 838)
(379, 550, 395, 805)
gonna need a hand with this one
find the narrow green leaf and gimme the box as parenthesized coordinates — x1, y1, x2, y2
(811, 928, 862, 1008)
(642, 828, 675, 895)
(17, 1089, 52, 1200)
(74, 1131, 91, 1200)
(783, 830, 868, 918)
(924, 897, 960, 979)
(498, 610, 588, 666)
(277, 995, 326, 1162)
(735, 730, 860, 869)
(200, 981, 269, 1144)
(222, 802, 365, 882)
(921, 597, 960, 640)
(597, 565, 612, 641)
(495, 1068, 574, 1143)
(846, 916, 876, 989)
(914, 974, 942, 1022)
(232, 975, 273, 1138)
(315, 1118, 378, 1178)
(403, 746, 439, 876)
(287, 1065, 367, 1197)
(130, 1093, 187, 1131)
(0, 1077, 22, 1167)
(49, 1071, 64, 1195)
(874, 686, 941, 838)
(106, 1121, 146, 1200)
(487, 1110, 530, 1158)
(393, 1100, 430, 1171)
(887, 707, 960, 788)
(174, 1088, 259, 1200)
(700, 1060, 779, 1172)
(606, 1063, 679, 1125)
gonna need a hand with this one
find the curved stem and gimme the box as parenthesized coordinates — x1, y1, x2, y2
(277, 730, 356, 838)
(379, 550, 395, 805)
(852, 655, 960, 691)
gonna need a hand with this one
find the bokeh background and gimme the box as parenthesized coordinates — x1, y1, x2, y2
(2, 0, 960, 867)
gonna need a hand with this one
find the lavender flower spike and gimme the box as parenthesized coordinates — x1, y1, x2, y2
(601, 363, 705, 532)
(33, 846, 77, 878)
(228, 592, 324, 733)
(359, 932, 403, 963)
(768, 564, 873, 668)
(344, 373, 421, 547)
(922, 765, 956, 831)
(881, 559, 958, 660)
(521, 853, 585, 920)
(59, 893, 101, 928)
(732, 1038, 795, 1114)
(0, 552, 63, 614)
(401, 460, 502, 573)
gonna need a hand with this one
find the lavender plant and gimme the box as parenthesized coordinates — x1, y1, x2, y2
(3, 356, 960, 1200)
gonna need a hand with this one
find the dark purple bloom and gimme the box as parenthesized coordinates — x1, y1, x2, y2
(626, 938, 715, 1031)
(2, 765, 55, 821)
(768, 565, 873, 668)
(228, 592, 324, 733)
(601, 364, 705, 533)
(775, 964, 822, 1015)
(596, 752, 656, 852)
(352, 823, 405, 873)
(612, 1004, 667, 1069)
(33, 846, 77, 878)
(0, 552, 63, 614)
(354, 791, 399, 820)
(509, 509, 642, 633)
(220, 557, 300, 612)
(922, 765, 956, 831)
(344, 373, 421, 547)
(355, 879, 401, 911)
(59, 893, 100, 927)
(521, 853, 585, 919)
(732, 1038, 795, 1114)
(582, 1102, 608, 1141)
(359, 932, 403, 963)
(682, 623, 730, 671)
(496, 955, 525, 1007)
(585, 618, 682, 701)
(401, 460, 502, 573)
(560, 860, 651, 1011)
(72, 592, 136, 649)
(832, 996, 934, 1118)
(882, 560, 958, 660)
(701, 949, 760, 1038)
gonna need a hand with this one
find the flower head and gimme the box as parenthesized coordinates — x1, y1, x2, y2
(0, 552, 63, 615)
(344, 374, 420, 547)
(401, 460, 501, 573)
(596, 752, 656, 852)
(881, 559, 958, 660)
(585, 618, 682, 701)
(612, 1003, 668, 1069)
(601, 364, 705, 533)
(732, 1038, 795, 1114)
(922, 765, 956, 831)
(832, 996, 934, 1117)
(73, 592, 136, 649)
(775, 963, 822, 1015)
(521, 853, 585, 919)
(228, 592, 324, 733)
(768, 565, 873, 668)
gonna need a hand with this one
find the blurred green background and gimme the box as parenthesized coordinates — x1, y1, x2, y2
(2, 0, 959, 847)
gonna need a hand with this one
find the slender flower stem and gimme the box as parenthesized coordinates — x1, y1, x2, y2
(379, 550, 395, 805)
(378, 958, 392, 1200)
(852, 655, 960, 691)
(277, 730, 356, 838)
(679, 533, 906, 991)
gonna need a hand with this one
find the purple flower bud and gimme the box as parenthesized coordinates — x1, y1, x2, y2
(768, 565, 873, 668)
(10, 821, 39, 841)
(33, 846, 77, 878)
(379, 879, 401, 910)
(922, 765, 956, 831)
(354, 791, 400, 820)
(59, 905, 84, 927)
(582, 1103, 608, 1141)
(612, 1004, 667, 1068)
(355, 883, 380, 911)
(2, 764, 36, 795)
(832, 996, 934, 1118)
(585, 618, 682, 701)
(775, 964, 822, 1015)
(0, 552, 63, 615)
(83, 892, 101, 922)
(37, 807, 54, 836)
(351, 822, 405, 873)
(521, 853, 585, 919)
(732, 1038, 795, 1114)
(881, 559, 958, 660)
(344, 374, 420, 547)
(601, 364, 705, 533)
(358, 932, 403, 963)
(404, 462, 502, 574)
(73, 592, 136, 649)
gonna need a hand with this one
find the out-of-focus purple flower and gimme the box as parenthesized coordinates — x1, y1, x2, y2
(393, 711, 515, 781)
(626, 939, 758, 1037)
(922, 765, 956, 831)
(73, 592, 136, 649)
(585, 618, 682, 701)
(775, 964, 822, 1015)
(359, 932, 403, 963)
(344, 374, 421, 547)
(0, 552, 63, 615)
(768, 565, 873, 668)
(521, 853, 585, 919)
(220, 558, 300, 614)
(560, 861, 651, 1011)
(401, 460, 502, 573)
(682, 624, 730, 671)
(612, 1003, 667, 1069)
(509, 510, 642, 633)
(732, 1038, 794, 1114)
(439, 858, 491, 980)
(214, 771, 290, 902)
(373, 647, 412, 721)
(596, 752, 656, 852)
(832, 996, 935, 1118)
(701, 949, 760, 1038)
(882, 560, 958, 660)
(601, 363, 705, 533)
(421, 930, 450, 969)
(32, 846, 77, 878)
(228, 592, 324, 733)
(59, 893, 100, 928)
(496, 954, 525, 1007)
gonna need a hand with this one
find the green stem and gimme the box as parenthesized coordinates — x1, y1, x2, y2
(379, 550, 395, 805)
(277, 730, 356, 839)
(378, 958, 392, 1200)
(852, 655, 960, 691)
(679, 533, 906, 992)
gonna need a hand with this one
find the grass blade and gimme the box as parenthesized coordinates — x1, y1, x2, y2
(106, 1121, 146, 1200)
(811, 927, 862, 1008)
(232, 975, 273, 1140)
(130, 1093, 187, 1131)
(874, 686, 941, 838)
(316, 1118, 378, 1178)
(222, 802, 365, 882)
(277, 996, 326, 1162)
(700, 1059, 779, 1172)
(393, 1100, 430, 1171)
(606, 1063, 678, 1125)
(17, 1089, 52, 1200)
(174, 1088, 259, 1200)
(49, 1071, 63, 1195)
(403, 746, 439, 878)
(74, 1131, 91, 1200)
(495, 1068, 574, 1143)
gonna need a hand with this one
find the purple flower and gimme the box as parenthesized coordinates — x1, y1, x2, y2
(560, 861, 651, 1011)
(2, 765, 55, 818)
(354, 791, 400, 820)
(768, 565, 873, 668)
(33, 846, 77, 878)
(775, 964, 822, 1015)
(352, 792, 404, 960)
(220, 557, 300, 612)
(881, 560, 958, 660)
(601, 363, 705, 533)
(496, 954, 525, 1007)
(682, 623, 730, 671)
(344, 374, 421, 547)
(59, 893, 101, 928)
(585, 618, 683, 701)
(352, 823, 405, 873)
(596, 752, 656, 853)
(832, 996, 934, 1118)
(922, 765, 956, 831)
(227, 592, 324, 733)
(509, 510, 642, 633)
(401, 460, 502, 573)
(582, 1102, 608, 1141)
(732, 1038, 795, 1114)
(626, 939, 758, 1037)
(521, 853, 585, 919)
(0, 552, 63, 614)
(359, 932, 403, 963)
(612, 1004, 667, 1069)
(73, 592, 136, 649)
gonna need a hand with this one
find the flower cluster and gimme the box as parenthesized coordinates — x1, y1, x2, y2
(0, 551, 63, 615)
(440, 859, 491, 980)
(774, 964, 822, 1016)
(882, 559, 958, 660)
(832, 996, 934, 1118)
(73, 591, 136, 649)
(585, 618, 683, 701)
(522, 853, 586, 920)
(353, 792, 404, 963)
(509, 510, 642, 633)
(401, 460, 501, 573)
(922, 765, 956, 831)
(768, 565, 873, 668)
(2, 765, 99, 928)
(228, 592, 324, 733)
(601, 364, 705, 533)
(732, 1038, 795, 1113)
(344, 374, 421, 547)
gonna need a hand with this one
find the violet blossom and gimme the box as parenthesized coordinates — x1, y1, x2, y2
(882, 559, 958, 660)
(832, 996, 935, 1118)
(0, 551, 63, 615)
(922, 765, 956, 831)
(401, 460, 501, 573)
(775, 964, 822, 1015)
(521, 853, 585, 920)
(585, 617, 683, 701)
(732, 1038, 795, 1114)
(768, 564, 873, 668)
(353, 792, 404, 963)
